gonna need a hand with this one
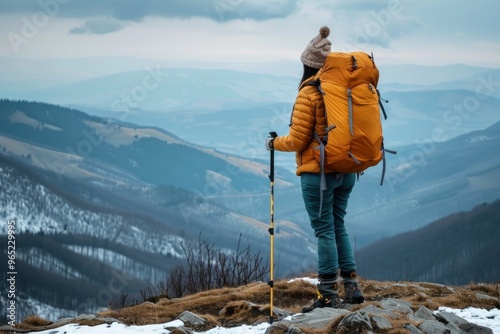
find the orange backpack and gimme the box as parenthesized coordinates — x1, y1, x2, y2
(306, 52, 395, 215)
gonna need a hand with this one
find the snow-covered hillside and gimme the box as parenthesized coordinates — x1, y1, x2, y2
(0, 158, 188, 321)
(0, 164, 185, 256)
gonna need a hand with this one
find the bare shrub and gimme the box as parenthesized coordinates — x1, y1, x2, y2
(145, 233, 269, 299)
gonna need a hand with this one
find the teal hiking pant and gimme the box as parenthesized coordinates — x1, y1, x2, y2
(300, 172, 357, 276)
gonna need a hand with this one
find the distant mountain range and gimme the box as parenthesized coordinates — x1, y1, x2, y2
(0, 99, 295, 190)
(3, 58, 498, 168)
(1, 57, 498, 174)
(1, 56, 496, 86)
(357, 199, 500, 285)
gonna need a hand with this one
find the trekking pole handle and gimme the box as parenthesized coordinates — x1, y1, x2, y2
(268, 132, 277, 182)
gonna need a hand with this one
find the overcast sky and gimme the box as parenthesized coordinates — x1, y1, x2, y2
(1, 0, 499, 67)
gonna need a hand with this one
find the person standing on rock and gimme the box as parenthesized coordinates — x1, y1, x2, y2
(265, 26, 364, 312)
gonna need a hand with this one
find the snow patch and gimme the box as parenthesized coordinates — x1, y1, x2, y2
(468, 135, 494, 143)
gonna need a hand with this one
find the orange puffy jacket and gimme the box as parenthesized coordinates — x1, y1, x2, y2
(273, 78, 335, 176)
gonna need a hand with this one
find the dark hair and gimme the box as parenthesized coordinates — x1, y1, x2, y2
(299, 64, 319, 88)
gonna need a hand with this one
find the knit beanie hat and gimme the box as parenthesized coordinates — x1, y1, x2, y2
(300, 26, 331, 69)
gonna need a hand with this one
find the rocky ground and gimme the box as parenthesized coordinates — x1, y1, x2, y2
(3, 278, 500, 334)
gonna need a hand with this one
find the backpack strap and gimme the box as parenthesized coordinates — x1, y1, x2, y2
(308, 78, 328, 218)
(313, 131, 328, 218)
(380, 144, 397, 185)
(347, 88, 354, 136)
(374, 88, 395, 185)
(376, 88, 388, 120)
(302, 78, 323, 92)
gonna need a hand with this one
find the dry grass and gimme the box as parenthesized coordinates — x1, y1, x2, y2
(14, 278, 500, 334)
(8, 315, 109, 333)
(13, 315, 52, 330)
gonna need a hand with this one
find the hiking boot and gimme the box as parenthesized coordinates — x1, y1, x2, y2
(302, 274, 342, 313)
(342, 271, 364, 304)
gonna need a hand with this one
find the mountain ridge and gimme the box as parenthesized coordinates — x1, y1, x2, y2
(357, 199, 500, 285)
(0, 99, 296, 190)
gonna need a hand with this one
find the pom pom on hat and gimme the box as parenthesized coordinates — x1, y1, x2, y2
(319, 25, 330, 38)
(301, 25, 332, 69)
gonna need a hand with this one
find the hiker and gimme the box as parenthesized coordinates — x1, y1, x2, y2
(265, 26, 364, 311)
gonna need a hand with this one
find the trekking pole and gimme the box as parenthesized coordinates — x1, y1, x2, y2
(267, 131, 277, 324)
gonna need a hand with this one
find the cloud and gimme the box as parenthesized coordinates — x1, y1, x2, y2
(0, 0, 301, 22)
(329, 0, 398, 12)
(69, 17, 127, 35)
(319, 0, 422, 49)
(334, 11, 421, 49)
